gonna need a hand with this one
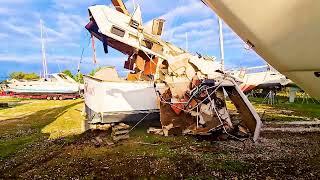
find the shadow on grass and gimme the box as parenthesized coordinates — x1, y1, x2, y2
(0, 101, 83, 159)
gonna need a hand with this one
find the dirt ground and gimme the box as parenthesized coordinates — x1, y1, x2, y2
(0, 98, 320, 179)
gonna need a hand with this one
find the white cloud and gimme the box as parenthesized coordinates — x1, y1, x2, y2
(0, 54, 41, 63)
(0, 0, 265, 73)
(0, 33, 8, 39)
(125, 0, 182, 16)
(0, 7, 11, 14)
(0, 52, 125, 67)
(1, 0, 28, 4)
(1, 21, 37, 39)
(52, 0, 101, 10)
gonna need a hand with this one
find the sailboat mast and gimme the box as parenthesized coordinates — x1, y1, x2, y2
(218, 17, 224, 71)
(185, 32, 188, 51)
(40, 19, 48, 79)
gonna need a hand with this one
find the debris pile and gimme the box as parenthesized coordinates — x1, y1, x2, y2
(84, 2, 262, 142)
(153, 54, 262, 141)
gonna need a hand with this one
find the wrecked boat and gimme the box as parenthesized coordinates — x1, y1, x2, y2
(84, 1, 261, 141)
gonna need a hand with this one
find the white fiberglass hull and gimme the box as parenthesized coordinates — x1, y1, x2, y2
(84, 76, 160, 114)
(203, 0, 320, 99)
(7, 83, 79, 94)
(240, 71, 290, 92)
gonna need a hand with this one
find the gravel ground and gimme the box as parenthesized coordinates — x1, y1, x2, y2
(0, 122, 319, 179)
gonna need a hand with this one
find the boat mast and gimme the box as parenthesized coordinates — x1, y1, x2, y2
(218, 17, 224, 71)
(185, 32, 188, 51)
(40, 19, 48, 79)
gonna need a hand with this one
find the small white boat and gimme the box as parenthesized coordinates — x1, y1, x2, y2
(231, 65, 291, 92)
(6, 73, 80, 95)
(5, 20, 82, 99)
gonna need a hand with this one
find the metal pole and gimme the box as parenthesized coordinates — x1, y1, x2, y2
(40, 19, 48, 79)
(132, 0, 136, 10)
(218, 17, 224, 71)
(185, 32, 188, 51)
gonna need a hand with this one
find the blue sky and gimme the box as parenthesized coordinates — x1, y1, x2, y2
(0, 0, 265, 80)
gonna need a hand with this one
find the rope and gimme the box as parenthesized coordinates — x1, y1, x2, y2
(208, 89, 246, 141)
(125, 112, 151, 135)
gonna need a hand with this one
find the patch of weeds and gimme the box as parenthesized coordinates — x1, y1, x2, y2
(80, 146, 112, 159)
(248, 97, 320, 122)
(141, 134, 176, 144)
(185, 176, 212, 180)
(152, 144, 176, 158)
(201, 152, 225, 162)
(208, 160, 250, 173)
(0, 134, 40, 158)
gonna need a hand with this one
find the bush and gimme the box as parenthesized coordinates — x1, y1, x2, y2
(9, 72, 39, 80)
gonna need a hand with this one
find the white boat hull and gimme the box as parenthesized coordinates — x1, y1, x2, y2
(6, 73, 81, 95)
(240, 71, 290, 92)
(203, 0, 320, 99)
(7, 83, 79, 94)
(84, 76, 161, 120)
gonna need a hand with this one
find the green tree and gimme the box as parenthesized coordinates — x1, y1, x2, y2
(74, 72, 84, 84)
(24, 73, 40, 80)
(9, 72, 39, 80)
(62, 70, 74, 79)
(9, 72, 25, 80)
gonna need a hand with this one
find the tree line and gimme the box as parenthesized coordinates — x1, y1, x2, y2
(8, 68, 103, 83)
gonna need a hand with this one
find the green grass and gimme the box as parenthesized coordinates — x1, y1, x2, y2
(1, 95, 319, 159)
(0, 97, 28, 103)
(0, 98, 83, 158)
(41, 102, 85, 139)
(226, 96, 320, 122)
(248, 97, 320, 121)
(1, 96, 319, 177)
(0, 134, 39, 158)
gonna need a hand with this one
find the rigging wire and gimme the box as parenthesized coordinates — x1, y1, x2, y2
(77, 31, 92, 75)
(43, 21, 62, 74)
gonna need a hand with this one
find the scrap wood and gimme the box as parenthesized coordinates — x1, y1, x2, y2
(90, 123, 111, 130)
(91, 137, 103, 147)
(112, 130, 130, 135)
(106, 139, 115, 146)
(112, 126, 129, 132)
(147, 127, 164, 135)
(134, 141, 159, 146)
(112, 134, 129, 142)
(95, 136, 103, 143)
(112, 123, 130, 142)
